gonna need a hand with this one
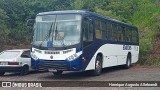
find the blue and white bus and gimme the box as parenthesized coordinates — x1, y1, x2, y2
(30, 10, 139, 76)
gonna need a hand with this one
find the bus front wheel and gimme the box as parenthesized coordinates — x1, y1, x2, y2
(0, 72, 5, 76)
(91, 55, 102, 76)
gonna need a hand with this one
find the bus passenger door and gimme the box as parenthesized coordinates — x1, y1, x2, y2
(82, 17, 95, 70)
(83, 17, 94, 47)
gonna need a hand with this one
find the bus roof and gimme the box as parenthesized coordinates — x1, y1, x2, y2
(37, 10, 137, 29)
(37, 10, 88, 15)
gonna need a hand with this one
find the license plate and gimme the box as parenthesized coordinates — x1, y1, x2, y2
(48, 68, 57, 72)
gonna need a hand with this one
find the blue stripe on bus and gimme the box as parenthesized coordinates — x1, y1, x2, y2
(81, 40, 105, 70)
(81, 39, 139, 70)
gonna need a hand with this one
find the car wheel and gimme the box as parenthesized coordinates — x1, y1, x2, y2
(91, 55, 102, 76)
(20, 65, 29, 75)
(0, 72, 5, 76)
(53, 71, 63, 76)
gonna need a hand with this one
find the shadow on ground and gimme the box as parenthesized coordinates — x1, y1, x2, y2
(43, 65, 129, 80)
(2, 70, 48, 77)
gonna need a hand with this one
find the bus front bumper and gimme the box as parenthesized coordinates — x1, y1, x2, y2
(31, 58, 81, 71)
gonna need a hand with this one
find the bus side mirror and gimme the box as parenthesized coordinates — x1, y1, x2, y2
(26, 19, 35, 33)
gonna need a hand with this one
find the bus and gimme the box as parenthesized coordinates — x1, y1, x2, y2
(30, 10, 139, 76)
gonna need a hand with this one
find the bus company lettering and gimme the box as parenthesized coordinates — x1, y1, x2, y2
(123, 45, 132, 50)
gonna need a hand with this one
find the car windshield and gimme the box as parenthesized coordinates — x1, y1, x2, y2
(33, 14, 82, 47)
(0, 51, 20, 59)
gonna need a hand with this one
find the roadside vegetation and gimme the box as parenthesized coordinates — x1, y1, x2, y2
(0, 0, 160, 65)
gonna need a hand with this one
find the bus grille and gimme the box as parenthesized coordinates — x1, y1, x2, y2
(39, 61, 68, 70)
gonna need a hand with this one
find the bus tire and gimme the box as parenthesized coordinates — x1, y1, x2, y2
(53, 71, 63, 76)
(91, 55, 102, 76)
(0, 72, 5, 76)
(20, 65, 29, 75)
(124, 55, 131, 69)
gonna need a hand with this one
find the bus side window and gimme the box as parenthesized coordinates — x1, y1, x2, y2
(112, 23, 118, 41)
(83, 17, 93, 42)
(129, 28, 132, 42)
(95, 19, 102, 39)
(132, 29, 138, 43)
(122, 26, 125, 42)
(132, 30, 136, 43)
(125, 27, 130, 42)
(118, 26, 123, 41)
(89, 23, 94, 41)
(136, 30, 139, 43)
(101, 21, 107, 40)
(106, 22, 112, 40)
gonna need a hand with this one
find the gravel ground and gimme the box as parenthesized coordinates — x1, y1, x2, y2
(0, 66, 160, 90)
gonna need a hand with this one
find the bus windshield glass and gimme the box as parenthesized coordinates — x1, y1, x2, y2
(33, 14, 82, 47)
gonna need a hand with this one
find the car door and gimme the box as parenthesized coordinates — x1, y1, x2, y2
(19, 50, 32, 70)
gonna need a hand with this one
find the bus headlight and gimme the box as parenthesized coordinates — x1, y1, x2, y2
(67, 51, 82, 61)
(67, 54, 78, 61)
(31, 53, 39, 60)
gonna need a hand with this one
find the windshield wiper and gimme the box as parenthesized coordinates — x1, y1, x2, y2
(38, 22, 54, 48)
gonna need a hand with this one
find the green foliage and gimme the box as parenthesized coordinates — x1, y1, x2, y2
(139, 30, 154, 56)
(8, 23, 29, 41)
(95, 7, 122, 21)
(0, 8, 9, 43)
(107, 0, 138, 23)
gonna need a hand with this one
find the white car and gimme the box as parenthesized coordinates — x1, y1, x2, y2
(0, 49, 33, 76)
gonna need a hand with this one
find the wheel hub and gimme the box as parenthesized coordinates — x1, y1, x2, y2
(96, 60, 101, 72)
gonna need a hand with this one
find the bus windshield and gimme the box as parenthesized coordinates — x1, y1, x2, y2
(32, 14, 82, 48)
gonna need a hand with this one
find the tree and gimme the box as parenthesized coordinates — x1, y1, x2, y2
(0, 8, 9, 44)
